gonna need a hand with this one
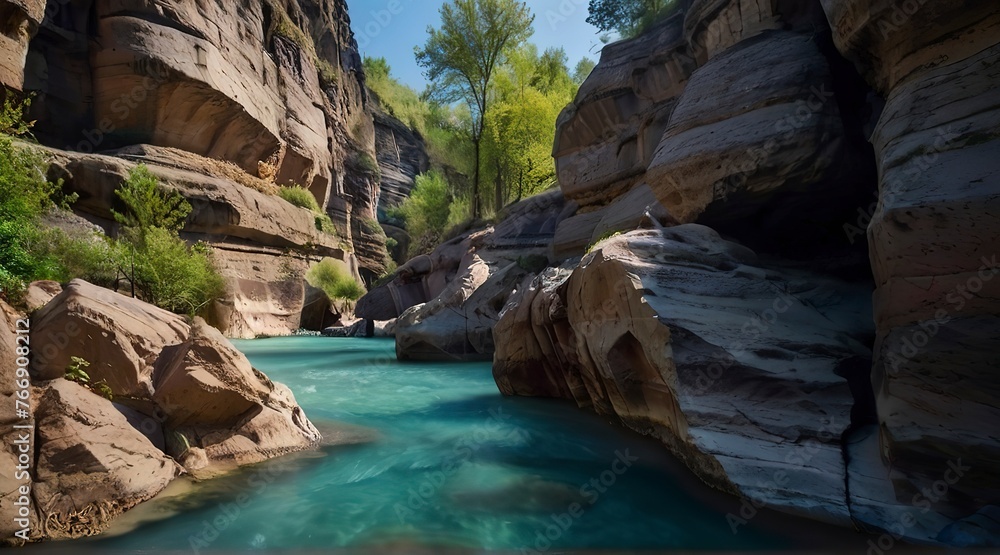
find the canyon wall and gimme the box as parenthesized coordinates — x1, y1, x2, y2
(6, 0, 392, 337)
(489, 0, 999, 545)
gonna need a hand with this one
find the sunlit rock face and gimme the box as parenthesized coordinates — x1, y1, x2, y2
(821, 0, 1000, 538)
(10, 0, 386, 333)
(495, 226, 874, 525)
(0, 0, 45, 90)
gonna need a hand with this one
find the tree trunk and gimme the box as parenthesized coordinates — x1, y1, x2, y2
(472, 137, 481, 220)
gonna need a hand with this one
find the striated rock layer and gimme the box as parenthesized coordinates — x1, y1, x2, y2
(495, 227, 874, 524)
(822, 0, 1000, 543)
(7, 0, 386, 335)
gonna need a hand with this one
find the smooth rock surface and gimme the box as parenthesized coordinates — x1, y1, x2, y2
(495, 226, 874, 524)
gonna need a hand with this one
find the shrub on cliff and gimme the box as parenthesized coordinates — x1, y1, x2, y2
(0, 135, 62, 299)
(391, 170, 453, 257)
(279, 185, 321, 212)
(306, 258, 366, 302)
(113, 165, 225, 315)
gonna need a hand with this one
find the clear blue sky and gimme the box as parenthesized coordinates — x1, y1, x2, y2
(348, 0, 606, 90)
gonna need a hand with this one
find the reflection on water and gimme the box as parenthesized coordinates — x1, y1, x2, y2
(68, 337, 799, 552)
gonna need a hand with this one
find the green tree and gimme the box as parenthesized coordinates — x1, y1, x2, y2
(393, 170, 453, 256)
(573, 57, 597, 84)
(586, 0, 678, 38)
(416, 0, 534, 220)
(112, 164, 192, 232)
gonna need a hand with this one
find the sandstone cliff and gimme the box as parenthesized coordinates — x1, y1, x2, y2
(489, 0, 999, 546)
(6, 0, 391, 337)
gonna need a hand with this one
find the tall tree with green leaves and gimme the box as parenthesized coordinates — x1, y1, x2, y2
(416, 0, 534, 220)
(586, 0, 677, 38)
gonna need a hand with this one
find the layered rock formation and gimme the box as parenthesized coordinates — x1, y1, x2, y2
(373, 106, 429, 262)
(4, 0, 386, 336)
(491, 0, 1000, 546)
(821, 0, 1000, 541)
(496, 226, 874, 524)
(1, 280, 325, 544)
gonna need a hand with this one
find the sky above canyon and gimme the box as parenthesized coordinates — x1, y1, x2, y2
(349, 0, 606, 90)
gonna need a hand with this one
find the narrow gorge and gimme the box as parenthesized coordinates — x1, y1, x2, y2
(0, 0, 997, 550)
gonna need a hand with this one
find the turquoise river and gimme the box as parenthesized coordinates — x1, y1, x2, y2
(40, 337, 861, 553)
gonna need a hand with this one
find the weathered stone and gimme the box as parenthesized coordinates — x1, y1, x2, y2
(822, 0, 1000, 532)
(23, 281, 61, 312)
(31, 280, 321, 471)
(32, 380, 182, 540)
(495, 226, 874, 524)
(0, 0, 44, 90)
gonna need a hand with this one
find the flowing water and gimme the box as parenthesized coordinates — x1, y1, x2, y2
(73, 337, 806, 552)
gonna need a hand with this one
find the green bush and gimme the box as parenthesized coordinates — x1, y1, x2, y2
(123, 228, 226, 315)
(0, 136, 62, 300)
(306, 258, 366, 301)
(395, 170, 452, 257)
(0, 94, 35, 138)
(113, 164, 191, 232)
(279, 185, 321, 212)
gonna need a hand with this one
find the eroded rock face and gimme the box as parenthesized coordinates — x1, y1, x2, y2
(16, 0, 384, 328)
(0, 0, 44, 90)
(32, 380, 182, 540)
(31, 280, 321, 468)
(358, 191, 568, 360)
(495, 226, 875, 525)
(555, 0, 876, 263)
(821, 0, 1000, 539)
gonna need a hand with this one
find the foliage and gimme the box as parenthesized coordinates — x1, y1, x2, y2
(315, 214, 336, 234)
(482, 45, 576, 209)
(586, 0, 679, 38)
(112, 164, 191, 232)
(393, 171, 453, 257)
(356, 152, 380, 176)
(279, 185, 321, 212)
(417, 0, 535, 220)
(0, 94, 35, 138)
(65, 357, 113, 401)
(122, 228, 226, 315)
(113, 167, 224, 315)
(306, 258, 366, 301)
(574, 57, 597, 84)
(587, 230, 622, 252)
(0, 136, 61, 300)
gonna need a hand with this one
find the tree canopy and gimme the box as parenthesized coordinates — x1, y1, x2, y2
(416, 0, 534, 219)
(586, 0, 679, 38)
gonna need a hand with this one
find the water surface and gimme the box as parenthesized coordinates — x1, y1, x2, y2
(81, 337, 795, 552)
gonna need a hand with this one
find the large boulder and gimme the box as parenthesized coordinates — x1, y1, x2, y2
(495, 226, 875, 525)
(31, 280, 321, 468)
(31, 381, 182, 540)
